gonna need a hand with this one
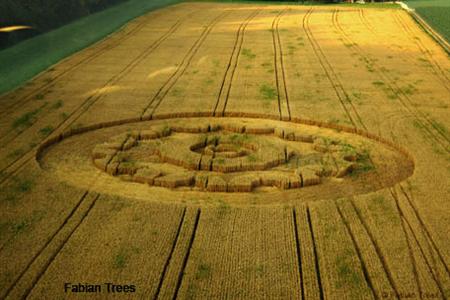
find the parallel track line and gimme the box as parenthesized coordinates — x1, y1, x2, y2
(213, 9, 260, 116)
(1, 191, 98, 299)
(141, 12, 228, 118)
(172, 209, 201, 299)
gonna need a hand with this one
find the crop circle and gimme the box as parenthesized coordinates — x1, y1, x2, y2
(38, 116, 414, 205)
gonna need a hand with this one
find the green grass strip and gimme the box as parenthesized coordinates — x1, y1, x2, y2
(404, 0, 449, 43)
(415, 7, 450, 42)
(186, 0, 399, 9)
(0, 0, 180, 95)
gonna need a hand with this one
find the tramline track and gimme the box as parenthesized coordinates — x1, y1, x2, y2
(333, 9, 449, 152)
(213, 9, 260, 116)
(0, 17, 188, 148)
(2, 190, 100, 299)
(272, 8, 291, 121)
(141, 11, 229, 118)
(302, 8, 365, 130)
(358, 8, 450, 94)
(394, 11, 450, 91)
(305, 8, 449, 296)
(0, 14, 200, 186)
(0, 9, 172, 118)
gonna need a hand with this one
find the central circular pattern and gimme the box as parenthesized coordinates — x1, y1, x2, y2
(191, 137, 254, 159)
(38, 116, 414, 204)
(90, 120, 371, 192)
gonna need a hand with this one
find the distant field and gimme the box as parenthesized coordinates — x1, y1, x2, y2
(406, 0, 450, 42)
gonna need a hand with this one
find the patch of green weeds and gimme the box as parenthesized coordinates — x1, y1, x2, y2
(113, 249, 128, 269)
(195, 263, 211, 279)
(12, 108, 41, 130)
(217, 199, 231, 217)
(215, 158, 225, 164)
(7, 148, 24, 159)
(51, 99, 64, 109)
(241, 48, 256, 59)
(430, 119, 449, 136)
(170, 87, 183, 97)
(259, 84, 277, 101)
(255, 264, 264, 276)
(39, 125, 54, 137)
(343, 42, 357, 48)
(401, 83, 418, 96)
(212, 59, 220, 68)
(17, 179, 33, 193)
(1, 177, 33, 203)
(12, 220, 28, 234)
(387, 92, 398, 100)
(335, 250, 362, 289)
(60, 112, 69, 120)
(246, 154, 257, 162)
(161, 124, 171, 136)
(352, 148, 374, 175)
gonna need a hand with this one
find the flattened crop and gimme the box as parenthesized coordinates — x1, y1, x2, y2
(37, 115, 414, 205)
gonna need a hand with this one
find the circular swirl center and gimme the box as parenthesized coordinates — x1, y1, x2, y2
(89, 121, 374, 192)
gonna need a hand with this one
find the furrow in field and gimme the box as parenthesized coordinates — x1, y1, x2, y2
(358, 9, 377, 36)
(337, 199, 400, 299)
(155, 207, 200, 300)
(333, 9, 449, 290)
(394, 11, 450, 88)
(0, 16, 190, 184)
(388, 189, 427, 298)
(223, 8, 282, 118)
(403, 216, 445, 298)
(172, 209, 201, 300)
(334, 9, 449, 152)
(309, 200, 375, 299)
(175, 207, 301, 299)
(213, 9, 260, 117)
(2, 191, 99, 299)
(352, 192, 421, 298)
(292, 208, 304, 300)
(358, 8, 449, 94)
(0, 15, 186, 147)
(302, 8, 363, 130)
(26, 197, 187, 299)
(272, 8, 291, 121)
(294, 205, 322, 300)
(0, 154, 33, 186)
(394, 185, 450, 296)
(0, 9, 157, 118)
(347, 199, 401, 298)
(334, 200, 378, 299)
(0, 162, 89, 295)
(23, 194, 100, 299)
(398, 185, 450, 279)
(153, 207, 187, 299)
(141, 11, 228, 118)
